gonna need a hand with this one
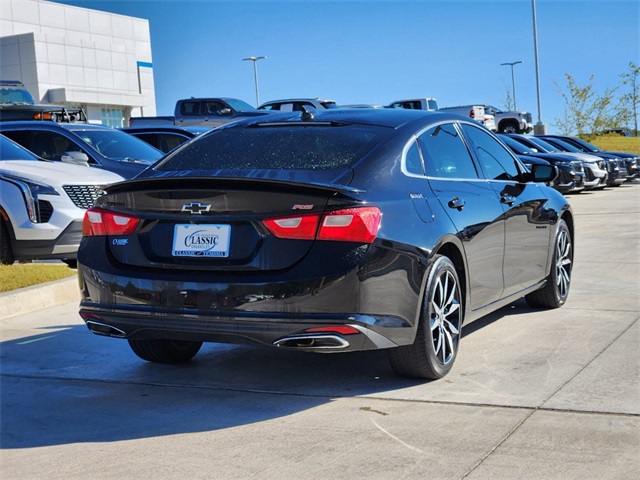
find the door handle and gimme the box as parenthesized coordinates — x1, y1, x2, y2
(447, 197, 465, 211)
(500, 195, 516, 206)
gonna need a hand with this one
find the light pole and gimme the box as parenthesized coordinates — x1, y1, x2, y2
(531, 0, 546, 134)
(501, 60, 523, 110)
(242, 56, 266, 107)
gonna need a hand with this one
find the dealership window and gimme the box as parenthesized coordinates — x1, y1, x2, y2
(101, 108, 124, 128)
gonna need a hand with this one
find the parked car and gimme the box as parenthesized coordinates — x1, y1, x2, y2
(532, 136, 609, 189)
(0, 134, 123, 266)
(258, 98, 339, 111)
(77, 108, 571, 380)
(483, 105, 533, 133)
(0, 80, 86, 123)
(520, 135, 627, 187)
(540, 135, 639, 182)
(120, 126, 211, 153)
(129, 97, 271, 128)
(497, 134, 586, 193)
(438, 105, 497, 131)
(0, 121, 163, 179)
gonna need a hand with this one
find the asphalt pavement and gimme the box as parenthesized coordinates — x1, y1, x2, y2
(1, 182, 638, 479)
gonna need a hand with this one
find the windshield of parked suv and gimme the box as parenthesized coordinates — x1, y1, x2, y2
(74, 129, 163, 164)
(0, 135, 39, 160)
(0, 86, 36, 105)
(527, 137, 560, 153)
(224, 98, 256, 112)
(155, 124, 388, 171)
(544, 138, 582, 153)
(498, 135, 534, 154)
(568, 137, 600, 152)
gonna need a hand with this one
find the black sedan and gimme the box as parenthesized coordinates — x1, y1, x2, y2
(77, 108, 572, 380)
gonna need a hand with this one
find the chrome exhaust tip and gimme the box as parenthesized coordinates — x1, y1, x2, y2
(85, 320, 127, 338)
(273, 334, 349, 350)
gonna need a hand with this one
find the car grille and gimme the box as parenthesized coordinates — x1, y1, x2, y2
(38, 200, 53, 223)
(62, 185, 104, 209)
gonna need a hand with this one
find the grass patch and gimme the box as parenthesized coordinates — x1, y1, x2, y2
(0, 264, 76, 293)
(591, 135, 640, 155)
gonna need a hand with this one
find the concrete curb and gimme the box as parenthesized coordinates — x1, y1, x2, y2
(0, 276, 80, 320)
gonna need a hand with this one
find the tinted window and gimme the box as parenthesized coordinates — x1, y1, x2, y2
(4, 130, 91, 162)
(74, 129, 162, 163)
(180, 101, 200, 116)
(205, 101, 224, 115)
(405, 140, 424, 176)
(0, 135, 38, 160)
(462, 125, 520, 180)
(498, 134, 534, 155)
(155, 124, 388, 171)
(418, 123, 478, 179)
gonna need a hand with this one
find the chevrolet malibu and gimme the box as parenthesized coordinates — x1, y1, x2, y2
(77, 108, 573, 379)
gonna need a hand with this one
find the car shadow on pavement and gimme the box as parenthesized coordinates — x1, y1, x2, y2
(1, 300, 532, 449)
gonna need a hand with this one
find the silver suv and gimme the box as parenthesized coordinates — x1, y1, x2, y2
(258, 98, 339, 111)
(0, 134, 123, 265)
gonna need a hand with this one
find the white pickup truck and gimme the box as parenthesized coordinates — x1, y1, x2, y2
(438, 105, 497, 132)
(483, 105, 533, 133)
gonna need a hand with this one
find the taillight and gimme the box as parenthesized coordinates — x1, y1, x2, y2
(82, 207, 140, 236)
(305, 326, 360, 335)
(470, 109, 475, 119)
(262, 214, 320, 240)
(262, 207, 381, 244)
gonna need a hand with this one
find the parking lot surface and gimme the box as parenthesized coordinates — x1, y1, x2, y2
(1, 183, 638, 479)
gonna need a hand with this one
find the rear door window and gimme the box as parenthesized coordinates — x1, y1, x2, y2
(418, 123, 479, 179)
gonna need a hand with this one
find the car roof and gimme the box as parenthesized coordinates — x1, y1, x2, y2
(231, 108, 469, 129)
(0, 120, 115, 132)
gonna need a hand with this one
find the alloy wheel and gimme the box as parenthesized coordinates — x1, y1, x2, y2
(556, 229, 572, 299)
(429, 270, 461, 365)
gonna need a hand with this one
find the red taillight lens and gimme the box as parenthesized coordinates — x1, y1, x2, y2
(262, 207, 381, 244)
(317, 207, 381, 243)
(262, 214, 320, 240)
(470, 109, 475, 119)
(82, 207, 140, 236)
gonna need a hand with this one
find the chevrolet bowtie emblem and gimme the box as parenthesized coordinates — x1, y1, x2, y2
(181, 202, 211, 214)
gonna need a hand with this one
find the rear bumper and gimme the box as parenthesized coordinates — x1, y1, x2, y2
(77, 242, 426, 351)
(79, 305, 413, 352)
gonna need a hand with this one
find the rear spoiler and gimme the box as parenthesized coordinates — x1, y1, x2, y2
(103, 175, 364, 196)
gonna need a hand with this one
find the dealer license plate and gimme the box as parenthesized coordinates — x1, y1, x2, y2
(172, 224, 230, 257)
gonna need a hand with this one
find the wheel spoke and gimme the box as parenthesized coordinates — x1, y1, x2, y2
(443, 318, 460, 335)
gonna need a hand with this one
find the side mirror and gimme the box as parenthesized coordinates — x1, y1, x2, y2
(530, 164, 558, 184)
(220, 108, 232, 116)
(61, 151, 90, 165)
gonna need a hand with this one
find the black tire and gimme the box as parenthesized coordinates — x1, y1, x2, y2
(128, 338, 202, 364)
(0, 216, 15, 265)
(499, 121, 520, 134)
(388, 255, 463, 379)
(525, 219, 572, 308)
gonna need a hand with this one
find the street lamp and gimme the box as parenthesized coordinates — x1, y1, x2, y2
(531, 0, 546, 134)
(501, 60, 523, 110)
(242, 56, 266, 107)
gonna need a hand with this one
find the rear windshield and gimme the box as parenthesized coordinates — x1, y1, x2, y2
(154, 124, 388, 172)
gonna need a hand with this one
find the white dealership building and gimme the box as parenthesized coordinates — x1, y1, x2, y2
(0, 0, 156, 126)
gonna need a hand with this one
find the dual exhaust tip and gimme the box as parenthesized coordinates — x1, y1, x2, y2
(273, 334, 349, 350)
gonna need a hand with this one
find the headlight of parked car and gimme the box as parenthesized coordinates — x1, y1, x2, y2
(0, 173, 59, 223)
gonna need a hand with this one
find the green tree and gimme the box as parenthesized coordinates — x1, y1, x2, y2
(553, 74, 617, 139)
(616, 62, 639, 136)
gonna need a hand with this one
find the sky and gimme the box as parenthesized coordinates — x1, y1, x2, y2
(54, 0, 639, 133)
